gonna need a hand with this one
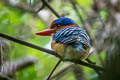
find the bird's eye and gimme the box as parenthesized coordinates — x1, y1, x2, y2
(56, 24, 61, 27)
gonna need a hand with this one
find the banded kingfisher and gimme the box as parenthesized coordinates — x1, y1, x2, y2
(35, 17, 92, 80)
(35, 17, 90, 60)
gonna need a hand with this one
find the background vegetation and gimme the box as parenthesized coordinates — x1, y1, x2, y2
(0, 0, 120, 80)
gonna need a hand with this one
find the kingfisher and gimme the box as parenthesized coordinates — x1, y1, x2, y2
(35, 17, 90, 60)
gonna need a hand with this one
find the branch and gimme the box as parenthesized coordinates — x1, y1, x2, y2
(0, 73, 14, 80)
(1, 56, 37, 76)
(0, 33, 104, 72)
(0, 40, 3, 67)
(66, 59, 104, 71)
(47, 59, 62, 80)
(93, 0, 105, 29)
(0, 33, 60, 58)
(71, 1, 84, 24)
(41, 0, 60, 18)
(77, 5, 89, 17)
(36, 2, 45, 13)
(50, 64, 73, 80)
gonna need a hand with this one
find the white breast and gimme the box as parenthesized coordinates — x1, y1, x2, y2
(63, 45, 89, 60)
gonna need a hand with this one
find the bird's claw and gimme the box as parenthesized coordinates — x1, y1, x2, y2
(86, 58, 96, 65)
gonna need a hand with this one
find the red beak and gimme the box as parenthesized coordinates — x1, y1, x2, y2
(35, 29, 55, 36)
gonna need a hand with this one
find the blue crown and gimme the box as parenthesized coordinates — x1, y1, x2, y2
(54, 17, 76, 26)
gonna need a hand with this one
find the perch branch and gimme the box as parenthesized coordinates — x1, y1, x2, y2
(0, 33, 60, 59)
(0, 33, 104, 72)
(66, 59, 104, 71)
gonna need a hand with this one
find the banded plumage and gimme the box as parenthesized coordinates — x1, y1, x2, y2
(35, 17, 90, 60)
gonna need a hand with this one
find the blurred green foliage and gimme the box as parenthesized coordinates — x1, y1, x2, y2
(0, 0, 106, 80)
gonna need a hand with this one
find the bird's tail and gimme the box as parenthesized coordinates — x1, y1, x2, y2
(75, 45, 87, 53)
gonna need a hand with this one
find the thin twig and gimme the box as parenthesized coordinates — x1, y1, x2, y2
(77, 4, 89, 17)
(92, 0, 105, 66)
(36, 3, 45, 13)
(47, 59, 62, 80)
(70, 1, 90, 37)
(41, 0, 60, 18)
(94, 0, 105, 29)
(0, 40, 3, 72)
(50, 64, 72, 80)
(0, 33, 104, 72)
(71, 1, 84, 24)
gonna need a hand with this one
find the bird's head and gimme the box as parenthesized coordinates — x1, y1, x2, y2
(35, 17, 79, 36)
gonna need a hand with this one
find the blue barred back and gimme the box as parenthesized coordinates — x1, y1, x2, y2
(53, 27, 90, 53)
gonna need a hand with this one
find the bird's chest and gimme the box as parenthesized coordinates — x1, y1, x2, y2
(51, 40, 89, 60)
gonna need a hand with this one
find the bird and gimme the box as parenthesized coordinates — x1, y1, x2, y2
(35, 17, 90, 60)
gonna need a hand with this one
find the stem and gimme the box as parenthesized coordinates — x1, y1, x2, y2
(41, 0, 60, 18)
(46, 59, 62, 80)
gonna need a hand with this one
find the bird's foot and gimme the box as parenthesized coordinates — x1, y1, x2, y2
(86, 58, 96, 65)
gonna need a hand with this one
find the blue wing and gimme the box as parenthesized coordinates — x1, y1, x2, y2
(53, 27, 90, 53)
